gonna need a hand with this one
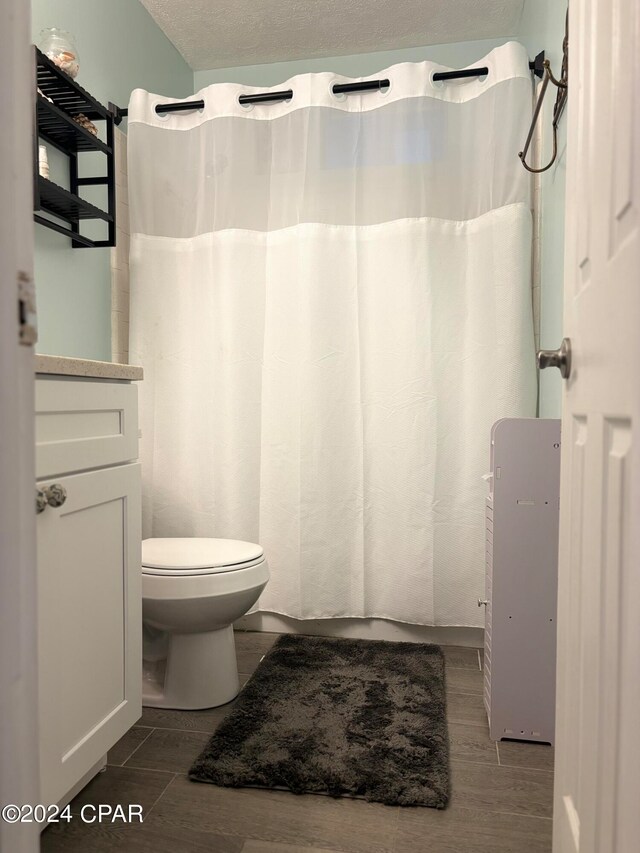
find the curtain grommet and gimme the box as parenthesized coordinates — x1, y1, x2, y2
(152, 102, 172, 121)
(329, 81, 347, 102)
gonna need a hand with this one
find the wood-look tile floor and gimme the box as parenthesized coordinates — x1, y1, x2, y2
(41, 632, 554, 853)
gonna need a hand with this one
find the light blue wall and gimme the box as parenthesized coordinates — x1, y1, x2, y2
(193, 38, 513, 89)
(32, 0, 193, 360)
(519, 0, 568, 417)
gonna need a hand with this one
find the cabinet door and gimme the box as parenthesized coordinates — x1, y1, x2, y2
(37, 463, 141, 804)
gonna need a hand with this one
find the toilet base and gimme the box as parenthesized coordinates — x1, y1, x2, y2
(142, 624, 240, 710)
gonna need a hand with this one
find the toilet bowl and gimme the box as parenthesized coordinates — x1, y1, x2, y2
(141, 537, 269, 710)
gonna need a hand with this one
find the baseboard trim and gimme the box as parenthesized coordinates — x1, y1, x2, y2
(235, 613, 483, 648)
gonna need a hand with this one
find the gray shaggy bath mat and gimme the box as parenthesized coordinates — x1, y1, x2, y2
(189, 634, 450, 808)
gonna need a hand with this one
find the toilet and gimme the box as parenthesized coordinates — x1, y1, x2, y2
(141, 537, 269, 710)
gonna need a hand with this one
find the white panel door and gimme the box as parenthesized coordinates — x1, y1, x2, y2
(0, 0, 39, 849)
(553, 0, 640, 851)
(37, 464, 142, 805)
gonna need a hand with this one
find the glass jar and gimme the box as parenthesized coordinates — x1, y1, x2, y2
(39, 28, 80, 79)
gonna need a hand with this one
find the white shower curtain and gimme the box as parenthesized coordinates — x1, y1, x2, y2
(128, 41, 536, 627)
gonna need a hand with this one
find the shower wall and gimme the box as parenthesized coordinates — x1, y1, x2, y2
(519, 0, 568, 418)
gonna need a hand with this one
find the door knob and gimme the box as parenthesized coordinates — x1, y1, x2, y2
(537, 337, 571, 379)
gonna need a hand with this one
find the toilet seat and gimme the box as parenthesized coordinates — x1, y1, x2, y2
(142, 537, 264, 577)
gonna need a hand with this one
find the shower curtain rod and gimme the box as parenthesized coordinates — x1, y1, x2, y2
(110, 52, 545, 125)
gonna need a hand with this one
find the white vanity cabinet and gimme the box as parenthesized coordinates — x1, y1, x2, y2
(35, 373, 142, 806)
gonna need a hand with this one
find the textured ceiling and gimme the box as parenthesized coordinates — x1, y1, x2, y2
(139, 0, 526, 71)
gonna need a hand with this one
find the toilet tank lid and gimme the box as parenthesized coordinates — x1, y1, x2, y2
(142, 537, 264, 571)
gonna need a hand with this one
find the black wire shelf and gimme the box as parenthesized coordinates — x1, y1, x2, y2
(37, 176, 112, 223)
(37, 96, 111, 155)
(35, 48, 109, 121)
(34, 46, 116, 248)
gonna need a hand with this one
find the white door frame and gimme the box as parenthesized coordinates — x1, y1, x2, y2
(553, 0, 640, 850)
(0, 0, 40, 850)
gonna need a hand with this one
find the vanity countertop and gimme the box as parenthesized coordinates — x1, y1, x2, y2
(35, 354, 143, 381)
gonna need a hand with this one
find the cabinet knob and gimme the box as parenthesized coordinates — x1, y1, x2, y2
(36, 484, 68, 513)
(478, 599, 488, 607)
(36, 488, 47, 514)
(44, 483, 67, 508)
